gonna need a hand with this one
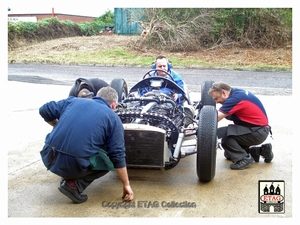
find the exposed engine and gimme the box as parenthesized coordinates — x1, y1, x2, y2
(115, 90, 185, 133)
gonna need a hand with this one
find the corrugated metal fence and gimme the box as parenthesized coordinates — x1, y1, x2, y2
(114, 8, 144, 35)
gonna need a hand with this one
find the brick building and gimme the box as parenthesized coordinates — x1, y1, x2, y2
(8, 8, 96, 23)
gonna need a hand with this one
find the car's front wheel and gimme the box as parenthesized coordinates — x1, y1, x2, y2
(196, 105, 217, 182)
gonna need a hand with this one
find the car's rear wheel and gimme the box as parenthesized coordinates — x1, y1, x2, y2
(201, 80, 216, 107)
(196, 105, 217, 182)
(110, 78, 128, 102)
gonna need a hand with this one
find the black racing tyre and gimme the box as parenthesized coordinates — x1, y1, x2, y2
(201, 80, 216, 107)
(196, 105, 217, 182)
(110, 78, 128, 102)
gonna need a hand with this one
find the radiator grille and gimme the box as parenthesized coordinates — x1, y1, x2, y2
(124, 129, 166, 167)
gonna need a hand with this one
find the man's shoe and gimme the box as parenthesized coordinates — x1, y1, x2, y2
(248, 146, 261, 162)
(261, 143, 273, 163)
(230, 154, 255, 170)
(58, 180, 88, 204)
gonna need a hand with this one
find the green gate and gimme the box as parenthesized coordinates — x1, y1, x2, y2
(114, 8, 144, 35)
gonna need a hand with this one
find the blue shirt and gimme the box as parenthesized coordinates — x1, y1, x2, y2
(140, 69, 184, 103)
(39, 96, 126, 177)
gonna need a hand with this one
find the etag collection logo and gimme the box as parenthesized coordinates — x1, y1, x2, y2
(258, 180, 285, 214)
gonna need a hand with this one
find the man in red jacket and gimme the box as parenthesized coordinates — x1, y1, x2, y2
(208, 82, 273, 170)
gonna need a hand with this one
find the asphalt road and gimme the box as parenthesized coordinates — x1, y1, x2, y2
(8, 63, 292, 96)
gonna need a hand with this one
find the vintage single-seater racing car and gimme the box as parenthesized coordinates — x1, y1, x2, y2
(110, 69, 218, 182)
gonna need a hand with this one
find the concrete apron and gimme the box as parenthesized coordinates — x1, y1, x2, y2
(6, 81, 293, 219)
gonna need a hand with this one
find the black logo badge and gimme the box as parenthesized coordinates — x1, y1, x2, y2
(258, 180, 285, 214)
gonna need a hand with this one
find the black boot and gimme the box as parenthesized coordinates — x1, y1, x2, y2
(249, 146, 261, 162)
(261, 143, 273, 163)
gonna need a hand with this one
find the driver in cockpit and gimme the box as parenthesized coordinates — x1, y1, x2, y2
(140, 55, 184, 103)
(140, 55, 195, 127)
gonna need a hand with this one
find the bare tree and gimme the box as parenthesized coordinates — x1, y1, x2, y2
(130, 8, 214, 51)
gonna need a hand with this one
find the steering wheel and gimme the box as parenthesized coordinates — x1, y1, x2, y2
(142, 69, 175, 81)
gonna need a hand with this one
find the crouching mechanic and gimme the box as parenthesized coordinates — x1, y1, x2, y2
(69, 77, 109, 98)
(208, 82, 273, 170)
(39, 86, 134, 203)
